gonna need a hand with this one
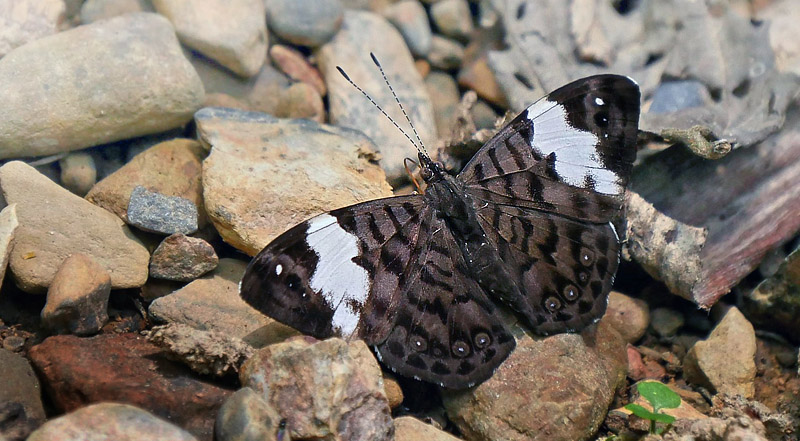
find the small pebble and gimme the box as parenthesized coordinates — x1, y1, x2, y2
(3, 335, 25, 352)
(269, 44, 327, 96)
(127, 185, 199, 235)
(266, 0, 344, 47)
(276, 82, 326, 122)
(41, 253, 111, 336)
(427, 35, 465, 70)
(59, 151, 97, 196)
(430, 0, 474, 41)
(384, 0, 433, 57)
(149, 234, 219, 282)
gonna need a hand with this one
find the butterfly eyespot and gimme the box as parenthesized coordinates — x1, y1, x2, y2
(579, 248, 595, 266)
(474, 332, 491, 349)
(563, 284, 580, 302)
(544, 296, 562, 312)
(452, 340, 471, 358)
(578, 271, 589, 284)
(410, 334, 428, 352)
(594, 111, 610, 127)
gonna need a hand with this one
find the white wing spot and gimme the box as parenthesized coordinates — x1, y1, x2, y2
(306, 213, 368, 337)
(595, 97, 604, 106)
(526, 100, 622, 195)
(275, 264, 283, 275)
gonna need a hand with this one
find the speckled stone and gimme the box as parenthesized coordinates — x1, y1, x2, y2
(127, 185, 199, 235)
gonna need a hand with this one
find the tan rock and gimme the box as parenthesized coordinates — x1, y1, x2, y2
(86, 138, 207, 226)
(383, 375, 404, 409)
(148, 258, 298, 347)
(153, 0, 267, 78)
(275, 81, 325, 122)
(0, 0, 65, 57)
(79, 0, 154, 23)
(241, 337, 393, 441)
(0, 161, 150, 293)
(196, 107, 392, 256)
(0, 13, 204, 159)
(458, 57, 507, 107)
(0, 204, 19, 294)
(149, 234, 218, 282)
(41, 254, 111, 335)
(395, 416, 462, 441)
(604, 291, 650, 344)
(683, 306, 756, 398)
(318, 10, 437, 181)
(59, 152, 97, 196)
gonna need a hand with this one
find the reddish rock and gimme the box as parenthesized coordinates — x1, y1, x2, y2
(28, 333, 231, 441)
(269, 44, 326, 96)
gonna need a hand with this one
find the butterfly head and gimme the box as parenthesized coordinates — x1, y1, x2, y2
(418, 152, 447, 184)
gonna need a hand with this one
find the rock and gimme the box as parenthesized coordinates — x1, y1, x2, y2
(427, 34, 465, 70)
(425, 71, 461, 138)
(458, 56, 506, 107)
(430, 0, 473, 41)
(626, 345, 667, 381)
(0, 204, 19, 294)
(153, 0, 267, 78)
(59, 152, 96, 196)
(150, 234, 218, 282)
(443, 317, 628, 441)
(147, 323, 254, 378)
(470, 100, 497, 131)
(743, 245, 800, 343)
(0, 349, 45, 439)
(28, 333, 230, 441)
(0, 13, 204, 159)
(760, 0, 800, 75)
(241, 337, 393, 441)
(650, 307, 685, 338)
(27, 403, 198, 441)
(190, 53, 291, 115)
(318, 10, 437, 181)
(383, 375, 404, 409)
(41, 254, 111, 335)
(149, 258, 298, 347)
(0, 0, 65, 58)
(85, 138, 207, 226)
(604, 291, 650, 344)
(683, 307, 756, 398)
(127, 185, 199, 235)
(395, 416, 462, 441)
(384, 0, 433, 57)
(79, 0, 155, 23)
(269, 44, 327, 96)
(0, 161, 149, 293)
(2, 335, 25, 352)
(195, 107, 392, 255)
(648, 80, 710, 114)
(215, 387, 284, 441)
(266, 0, 344, 47)
(275, 81, 326, 123)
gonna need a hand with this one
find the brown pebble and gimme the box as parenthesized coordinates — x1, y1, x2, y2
(269, 44, 327, 96)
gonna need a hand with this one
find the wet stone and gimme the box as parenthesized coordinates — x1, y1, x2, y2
(127, 185, 199, 235)
(648, 80, 709, 114)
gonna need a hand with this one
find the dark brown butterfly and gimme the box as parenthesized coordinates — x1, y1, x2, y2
(240, 74, 640, 388)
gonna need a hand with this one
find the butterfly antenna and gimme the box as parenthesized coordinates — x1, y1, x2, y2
(370, 53, 429, 156)
(336, 65, 421, 152)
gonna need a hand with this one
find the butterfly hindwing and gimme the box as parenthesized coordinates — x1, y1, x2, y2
(375, 211, 515, 388)
(240, 196, 428, 343)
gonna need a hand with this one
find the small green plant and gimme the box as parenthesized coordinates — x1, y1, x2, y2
(624, 381, 681, 434)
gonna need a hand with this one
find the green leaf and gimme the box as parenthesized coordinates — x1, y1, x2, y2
(624, 404, 676, 424)
(637, 381, 681, 413)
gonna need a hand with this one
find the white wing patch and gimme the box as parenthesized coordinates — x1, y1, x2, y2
(305, 213, 369, 337)
(526, 100, 622, 195)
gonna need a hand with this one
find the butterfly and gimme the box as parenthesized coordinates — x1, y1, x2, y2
(240, 74, 640, 389)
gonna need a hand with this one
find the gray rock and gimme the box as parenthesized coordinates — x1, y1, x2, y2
(0, 349, 45, 440)
(0, 161, 150, 293)
(79, 0, 154, 23)
(318, 10, 437, 181)
(266, 0, 344, 47)
(195, 107, 392, 256)
(150, 234, 218, 282)
(384, 0, 433, 57)
(41, 254, 111, 335)
(0, 0, 65, 57)
(127, 185, 199, 235)
(27, 403, 198, 441)
(149, 259, 299, 347)
(0, 13, 204, 160)
(241, 338, 393, 441)
(59, 152, 97, 196)
(153, 0, 267, 77)
(650, 307, 685, 338)
(215, 388, 284, 441)
(648, 80, 709, 114)
(430, 0, 473, 41)
(427, 34, 464, 70)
